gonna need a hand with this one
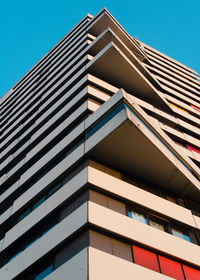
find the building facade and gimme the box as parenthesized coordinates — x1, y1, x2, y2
(0, 8, 200, 280)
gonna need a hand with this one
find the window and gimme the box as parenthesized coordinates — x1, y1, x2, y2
(16, 182, 62, 224)
(1, 217, 58, 268)
(32, 196, 46, 210)
(128, 210, 148, 224)
(128, 207, 194, 244)
(132, 245, 159, 272)
(159, 255, 184, 280)
(17, 208, 31, 222)
(35, 264, 54, 280)
(149, 218, 165, 231)
(171, 227, 191, 242)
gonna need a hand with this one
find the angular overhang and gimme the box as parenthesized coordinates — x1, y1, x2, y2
(87, 41, 171, 112)
(85, 90, 200, 201)
(87, 8, 148, 62)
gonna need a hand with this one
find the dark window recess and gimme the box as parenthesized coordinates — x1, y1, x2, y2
(128, 207, 198, 245)
(16, 182, 62, 224)
(86, 103, 125, 139)
(184, 199, 200, 217)
(0, 189, 88, 270)
(34, 264, 54, 280)
(132, 244, 200, 280)
(14, 230, 89, 280)
(122, 172, 200, 216)
(0, 216, 58, 268)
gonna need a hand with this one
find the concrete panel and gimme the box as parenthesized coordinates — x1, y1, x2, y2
(59, 192, 89, 222)
(3, 161, 88, 250)
(112, 238, 132, 262)
(37, 54, 90, 108)
(28, 96, 87, 158)
(107, 197, 126, 215)
(88, 100, 101, 112)
(85, 88, 124, 129)
(1, 138, 18, 159)
(89, 190, 108, 208)
(0, 203, 88, 280)
(12, 143, 85, 216)
(0, 179, 20, 204)
(85, 108, 128, 153)
(7, 157, 26, 179)
(90, 231, 132, 262)
(0, 239, 4, 252)
(54, 232, 89, 269)
(88, 166, 197, 229)
(0, 206, 12, 226)
(0, 155, 12, 171)
(22, 121, 84, 183)
(88, 73, 118, 93)
(193, 215, 200, 230)
(177, 118, 200, 136)
(1, 49, 89, 156)
(2, 74, 87, 163)
(88, 201, 200, 266)
(89, 190, 126, 215)
(37, 76, 87, 123)
(88, 84, 110, 101)
(89, 247, 172, 280)
(170, 106, 199, 126)
(45, 248, 87, 280)
(90, 230, 112, 255)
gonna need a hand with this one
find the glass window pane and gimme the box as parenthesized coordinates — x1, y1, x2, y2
(25, 237, 40, 249)
(42, 223, 57, 236)
(8, 250, 23, 264)
(159, 255, 184, 280)
(130, 210, 148, 224)
(32, 196, 46, 210)
(35, 264, 53, 280)
(127, 211, 132, 218)
(132, 245, 159, 272)
(48, 183, 62, 197)
(149, 219, 165, 231)
(17, 208, 31, 222)
(171, 228, 191, 242)
(86, 103, 125, 139)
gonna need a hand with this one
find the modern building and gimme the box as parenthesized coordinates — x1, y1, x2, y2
(0, 8, 200, 280)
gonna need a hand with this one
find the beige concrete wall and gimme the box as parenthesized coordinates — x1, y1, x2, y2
(89, 190, 126, 215)
(88, 201, 200, 266)
(88, 164, 198, 229)
(89, 247, 173, 280)
(89, 230, 132, 262)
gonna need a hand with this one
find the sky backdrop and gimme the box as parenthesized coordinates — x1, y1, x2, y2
(1, 0, 200, 97)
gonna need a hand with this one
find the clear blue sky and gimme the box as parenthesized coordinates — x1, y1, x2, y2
(1, 0, 200, 97)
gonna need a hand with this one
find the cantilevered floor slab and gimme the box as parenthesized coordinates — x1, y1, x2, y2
(87, 42, 171, 112)
(85, 90, 200, 201)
